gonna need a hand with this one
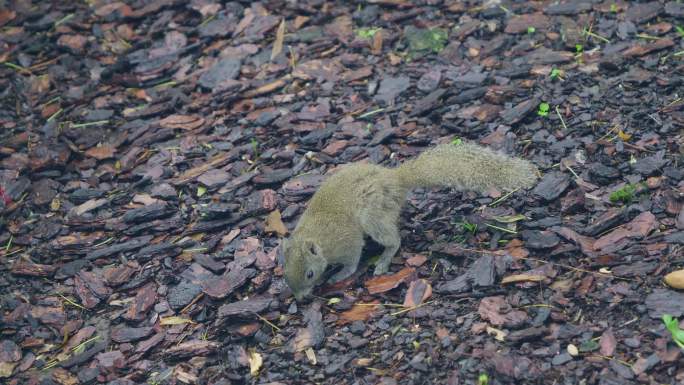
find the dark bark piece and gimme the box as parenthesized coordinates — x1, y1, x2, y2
(168, 280, 203, 310)
(374, 76, 411, 105)
(122, 202, 174, 223)
(11, 258, 56, 277)
(135, 332, 166, 354)
(164, 340, 219, 359)
(0, 340, 21, 362)
(522, 230, 561, 249)
(198, 58, 242, 90)
(217, 295, 276, 319)
(645, 289, 684, 318)
(86, 235, 154, 260)
(500, 97, 540, 126)
(625, 2, 663, 24)
(193, 254, 225, 273)
(410, 88, 447, 117)
(533, 172, 571, 201)
(201, 267, 256, 299)
(253, 169, 294, 185)
(74, 274, 102, 309)
(111, 327, 154, 343)
(124, 283, 156, 321)
(544, 2, 592, 15)
(665, 2, 684, 17)
(504, 13, 551, 34)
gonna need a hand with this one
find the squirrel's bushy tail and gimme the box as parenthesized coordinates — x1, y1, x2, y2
(396, 142, 538, 193)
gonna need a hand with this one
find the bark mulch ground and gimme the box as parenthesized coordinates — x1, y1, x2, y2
(1, 1, 684, 384)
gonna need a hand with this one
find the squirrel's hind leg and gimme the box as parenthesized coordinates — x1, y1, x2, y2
(357, 180, 406, 275)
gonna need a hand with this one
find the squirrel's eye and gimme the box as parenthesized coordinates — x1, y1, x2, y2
(306, 270, 314, 279)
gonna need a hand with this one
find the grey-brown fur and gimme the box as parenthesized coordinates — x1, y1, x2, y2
(282, 142, 539, 300)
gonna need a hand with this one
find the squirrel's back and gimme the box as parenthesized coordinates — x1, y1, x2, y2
(396, 142, 538, 193)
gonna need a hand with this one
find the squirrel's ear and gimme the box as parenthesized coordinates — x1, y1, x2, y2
(304, 240, 320, 256)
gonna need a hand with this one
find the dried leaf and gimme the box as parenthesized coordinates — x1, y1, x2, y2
(264, 210, 288, 236)
(599, 328, 616, 357)
(403, 279, 432, 308)
(501, 274, 546, 284)
(85, 145, 115, 160)
(248, 349, 262, 376)
(337, 300, 380, 325)
(293, 15, 309, 30)
(243, 75, 291, 98)
(371, 29, 383, 55)
(159, 316, 195, 326)
(159, 114, 205, 130)
(486, 325, 507, 341)
(364, 267, 415, 294)
(618, 129, 632, 141)
(305, 347, 317, 365)
(271, 18, 286, 61)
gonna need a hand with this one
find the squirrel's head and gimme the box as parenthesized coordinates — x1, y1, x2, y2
(282, 237, 327, 301)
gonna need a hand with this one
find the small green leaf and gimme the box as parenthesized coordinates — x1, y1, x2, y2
(478, 373, 489, 385)
(356, 27, 381, 39)
(538, 102, 550, 117)
(579, 339, 600, 352)
(197, 185, 207, 197)
(451, 137, 462, 145)
(327, 297, 341, 305)
(575, 44, 584, 53)
(527, 26, 536, 34)
(662, 314, 684, 350)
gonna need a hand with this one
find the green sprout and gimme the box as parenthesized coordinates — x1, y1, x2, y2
(527, 26, 536, 34)
(610, 3, 618, 13)
(356, 27, 381, 39)
(663, 314, 684, 350)
(451, 137, 463, 145)
(461, 221, 477, 235)
(676, 26, 684, 38)
(609, 184, 636, 204)
(575, 44, 584, 54)
(250, 138, 259, 159)
(478, 373, 490, 385)
(550, 68, 561, 80)
(197, 185, 207, 197)
(537, 102, 550, 117)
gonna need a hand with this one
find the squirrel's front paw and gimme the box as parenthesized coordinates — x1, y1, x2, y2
(373, 264, 389, 276)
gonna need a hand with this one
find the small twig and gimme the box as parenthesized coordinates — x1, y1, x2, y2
(555, 106, 568, 130)
(180, 293, 204, 314)
(484, 223, 517, 234)
(357, 108, 386, 119)
(635, 33, 661, 40)
(57, 293, 87, 311)
(489, 188, 519, 207)
(71, 120, 109, 128)
(46, 108, 63, 122)
(255, 312, 281, 331)
(390, 300, 434, 316)
(565, 165, 580, 180)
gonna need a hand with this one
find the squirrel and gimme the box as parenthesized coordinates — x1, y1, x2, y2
(282, 142, 539, 300)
